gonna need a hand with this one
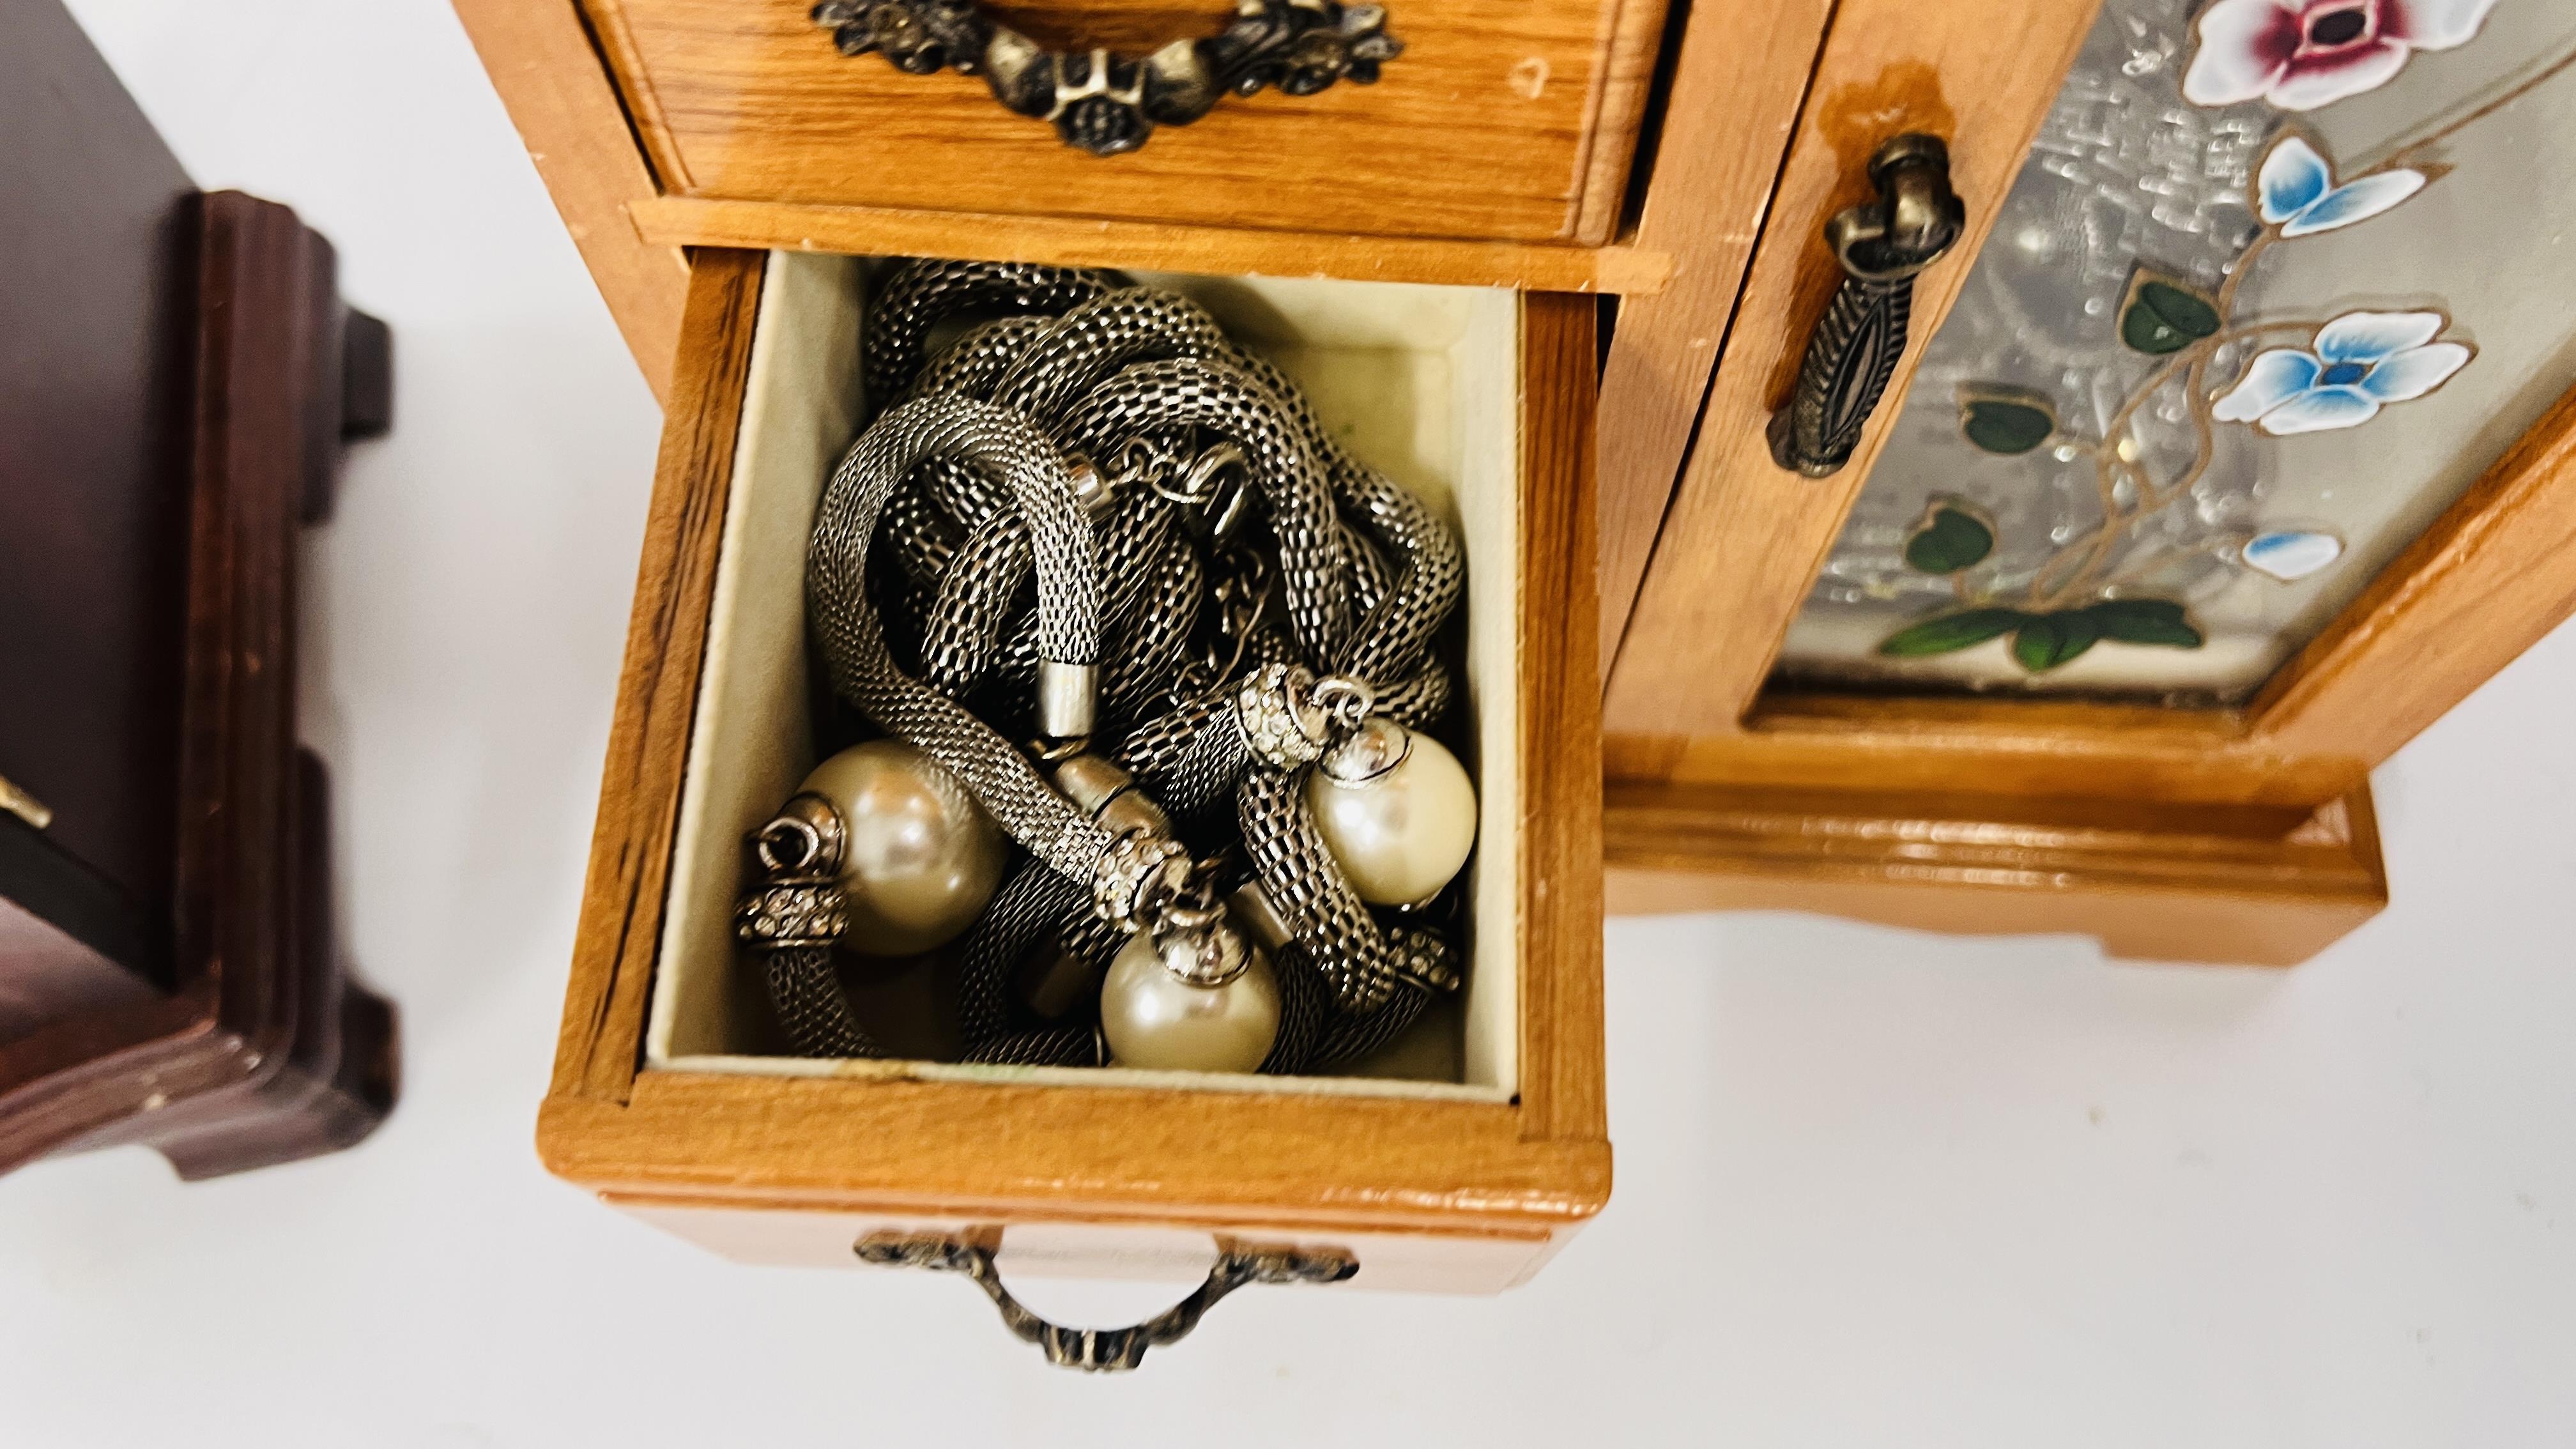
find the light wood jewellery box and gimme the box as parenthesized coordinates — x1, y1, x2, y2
(462, 0, 2576, 1355)
(467, 0, 2576, 977)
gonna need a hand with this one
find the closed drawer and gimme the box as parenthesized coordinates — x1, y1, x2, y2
(536, 249, 1609, 1315)
(579, 0, 1667, 246)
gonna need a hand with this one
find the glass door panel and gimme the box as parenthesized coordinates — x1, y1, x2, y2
(1774, 0, 2576, 705)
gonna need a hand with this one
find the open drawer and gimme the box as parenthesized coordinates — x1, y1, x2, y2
(535, 248, 1607, 1344)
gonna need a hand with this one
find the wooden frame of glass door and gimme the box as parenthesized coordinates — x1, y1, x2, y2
(1598, 0, 2576, 963)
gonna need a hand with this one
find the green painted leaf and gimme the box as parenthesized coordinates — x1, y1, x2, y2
(2143, 281, 2221, 337)
(1902, 502, 1996, 574)
(1959, 395, 2056, 455)
(2011, 611, 2103, 671)
(1878, 607, 2025, 657)
(2083, 597, 2204, 648)
(2120, 275, 2223, 354)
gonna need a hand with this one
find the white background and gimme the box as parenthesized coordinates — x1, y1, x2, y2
(4, 3, 2571, 1444)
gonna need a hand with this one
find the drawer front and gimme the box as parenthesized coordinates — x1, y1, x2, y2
(581, 0, 1666, 245)
(612, 1199, 1568, 1294)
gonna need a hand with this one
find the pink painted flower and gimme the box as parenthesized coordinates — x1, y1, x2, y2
(2183, 0, 2501, 111)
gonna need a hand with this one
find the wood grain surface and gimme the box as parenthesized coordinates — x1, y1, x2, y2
(581, 0, 1667, 245)
(630, 195, 1675, 294)
(1594, 0, 1832, 678)
(1604, 778, 2387, 967)
(1605, 694, 2372, 809)
(545, 1073, 1609, 1232)
(1567, 0, 1679, 245)
(550, 251, 762, 1104)
(1514, 292, 1606, 1144)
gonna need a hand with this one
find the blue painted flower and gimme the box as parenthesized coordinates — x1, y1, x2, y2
(2212, 311, 2472, 435)
(2242, 528, 2344, 580)
(2258, 135, 2425, 237)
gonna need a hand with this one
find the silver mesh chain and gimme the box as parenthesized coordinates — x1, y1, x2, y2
(1057, 356, 1351, 660)
(809, 395, 1110, 877)
(992, 288, 1235, 420)
(765, 947, 882, 1059)
(1236, 767, 1458, 1015)
(866, 262, 1120, 401)
(783, 258, 1473, 1065)
(906, 314, 1054, 404)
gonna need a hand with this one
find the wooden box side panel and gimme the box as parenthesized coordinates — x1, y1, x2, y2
(1517, 293, 1607, 1144)
(549, 252, 763, 1105)
(1, 194, 398, 1176)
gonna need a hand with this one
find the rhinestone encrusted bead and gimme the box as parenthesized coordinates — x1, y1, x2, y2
(1232, 661, 1330, 770)
(734, 882, 851, 951)
(1388, 925, 1461, 994)
(1089, 829, 1191, 934)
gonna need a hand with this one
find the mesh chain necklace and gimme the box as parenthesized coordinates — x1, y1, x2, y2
(733, 259, 1476, 1075)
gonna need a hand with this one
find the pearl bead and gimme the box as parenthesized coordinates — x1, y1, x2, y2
(799, 740, 1004, 955)
(1099, 931, 1280, 1073)
(1303, 720, 1478, 907)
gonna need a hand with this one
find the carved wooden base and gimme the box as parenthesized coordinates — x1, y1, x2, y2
(1603, 779, 2388, 966)
(0, 192, 399, 1179)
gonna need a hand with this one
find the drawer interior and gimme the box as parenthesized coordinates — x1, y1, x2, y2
(641, 250, 1528, 1102)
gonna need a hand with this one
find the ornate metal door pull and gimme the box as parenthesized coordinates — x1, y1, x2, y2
(1767, 133, 1965, 477)
(856, 1232, 1358, 1370)
(809, 0, 1402, 155)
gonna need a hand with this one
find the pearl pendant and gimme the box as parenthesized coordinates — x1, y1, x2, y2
(1099, 926, 1280, 1073)
(797, 740, 1005, 955)
(1303, 719, 1477, 907)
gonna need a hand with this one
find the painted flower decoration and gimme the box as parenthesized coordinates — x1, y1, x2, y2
(2242, 528, 2345, 580)
(2212, 312, 2472, 434)
(2258, 135, 2426, 236)
(2185, 0, 2501, 111)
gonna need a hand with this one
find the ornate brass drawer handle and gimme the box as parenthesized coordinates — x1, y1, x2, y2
(808, 0, 1402, 155)
(855, 1231, 1358, 1370)
(1768, 133, 1965, 478)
